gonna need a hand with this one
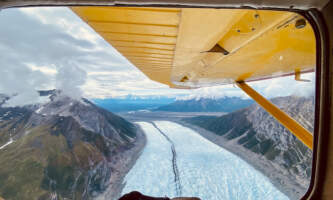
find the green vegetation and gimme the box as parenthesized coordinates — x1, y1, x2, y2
(0, 125, 66, 199)
(0, 94, 138, 200)
(0, 120, 107, 200)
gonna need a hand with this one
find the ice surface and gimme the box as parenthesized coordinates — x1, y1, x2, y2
(122, 122, 176, 197)
(122, 121, 288, 200)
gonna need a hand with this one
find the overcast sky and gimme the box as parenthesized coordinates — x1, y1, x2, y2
(0, 7, 315, 106)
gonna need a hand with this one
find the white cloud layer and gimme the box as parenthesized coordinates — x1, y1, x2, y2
(56, 61, 87, 99)
(249, 72, 315, 98)
(0, 7, 316, 106)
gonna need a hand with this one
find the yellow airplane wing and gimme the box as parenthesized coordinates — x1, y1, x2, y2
(71, 7, 315, 88)
(72, 7, 315, 149)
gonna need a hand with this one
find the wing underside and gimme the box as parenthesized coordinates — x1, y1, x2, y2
(72, 7, 315, 149)
(72, 7, 315, 88)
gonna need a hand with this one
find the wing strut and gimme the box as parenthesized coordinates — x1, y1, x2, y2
(236, 81, 313, 150)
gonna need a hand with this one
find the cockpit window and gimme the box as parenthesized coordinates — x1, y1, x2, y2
(0, 7, 315, 200)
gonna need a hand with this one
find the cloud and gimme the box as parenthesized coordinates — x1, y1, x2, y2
(0, 8, 94, 105)
(176, 84, 246, 100)
(0, 7, 134, 104)
(26, 63, 57, 75)
(0, 7, 317, 104)
(82, 70, 189, 98)
(0, 62, 53, 107)
(175, 72, 315, 100)
(249, 72, 315, 98)
(56, 62, 87, 99)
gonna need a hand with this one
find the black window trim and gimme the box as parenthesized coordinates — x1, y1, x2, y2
(0, 1, 332, 199)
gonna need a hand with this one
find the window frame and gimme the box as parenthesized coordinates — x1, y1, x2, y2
(0, 1, 332, 199)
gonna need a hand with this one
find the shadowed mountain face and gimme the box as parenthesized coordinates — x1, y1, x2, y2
(0, 91, 139, 200)
(184, 96, 314, 199)
(156, 97, 253, 113)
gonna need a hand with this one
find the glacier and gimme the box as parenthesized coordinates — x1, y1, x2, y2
(121, 121, 288, 200)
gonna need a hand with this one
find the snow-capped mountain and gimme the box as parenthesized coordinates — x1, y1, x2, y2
(156, 96, 253, 112)
(34, 91, 137, 143)
(93, 96, 175, 112)
(0, 90, 144, 200)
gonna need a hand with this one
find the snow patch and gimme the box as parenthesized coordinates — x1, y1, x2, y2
(3, 111, 11, 117)
(35, 106, 44, 114)
(0, 138, 14, 150)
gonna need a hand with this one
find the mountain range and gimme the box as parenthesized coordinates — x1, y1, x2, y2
(183, 95, 314, 199)
(93, 96, 175, 112)
(95, 96, 253, 113)
(0, 91, 315, 200)
(0, 91, 145, 200)
(155, 96, 253, 112)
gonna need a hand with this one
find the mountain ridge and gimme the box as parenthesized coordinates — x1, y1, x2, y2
(155, 96, 253, 113)
(94, 97, 175, 112)
(0, 91, 145, 200)
(183, 95, 314, 199)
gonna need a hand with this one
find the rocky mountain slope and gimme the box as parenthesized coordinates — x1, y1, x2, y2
(183, 96, 314, 199)
(156, 97, 253, 112)
(0, 91, 144, 200)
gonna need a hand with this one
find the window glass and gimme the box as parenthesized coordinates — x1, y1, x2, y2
(0, 7, 315, 200)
